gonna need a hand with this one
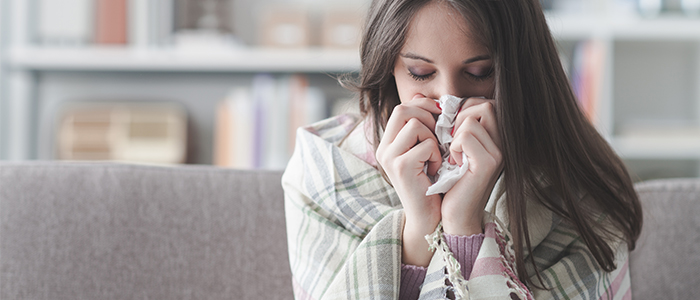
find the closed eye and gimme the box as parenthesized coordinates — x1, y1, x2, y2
(466, 67, 494, 82)
(409, 70, 435, 81)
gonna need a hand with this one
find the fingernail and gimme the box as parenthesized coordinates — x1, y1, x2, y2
(450, 127, 454, 136)
(436, 102, 441, 110)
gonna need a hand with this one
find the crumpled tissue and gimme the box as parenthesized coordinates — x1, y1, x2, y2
(425, 95, 469, 196)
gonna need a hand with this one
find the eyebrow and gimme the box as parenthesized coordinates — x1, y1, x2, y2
(400, 52, 491, 64)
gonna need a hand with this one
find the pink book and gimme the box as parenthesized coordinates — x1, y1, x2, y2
(95, 0, 128, 44)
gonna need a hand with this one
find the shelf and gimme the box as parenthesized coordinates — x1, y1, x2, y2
(612, 134, 700, 159)
(546, 13, 608, 39)
(546, 12, 700, 40)
(609, 16, 700, 40)
(6, 46, 361, 73)
(9, 14, 700, 73)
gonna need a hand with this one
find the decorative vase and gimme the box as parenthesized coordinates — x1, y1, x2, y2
(681, 0, 700, 16)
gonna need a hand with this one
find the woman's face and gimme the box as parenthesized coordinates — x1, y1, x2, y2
(393, 1, 495, 103)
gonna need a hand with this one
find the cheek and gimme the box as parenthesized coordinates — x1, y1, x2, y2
(394, 73, 422, 103)
(482, 80, 496, 98)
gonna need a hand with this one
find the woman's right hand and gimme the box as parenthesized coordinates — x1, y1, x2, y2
(375, 94, 443, 267)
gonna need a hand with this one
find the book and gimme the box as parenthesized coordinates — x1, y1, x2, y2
(214, 98, 233, 167)
(251, 74, 276, 168)
(265, 75, 291, 170)
(156, 0, 175, 46)
(95, 0, 128, 44)
(232, 88, 255, 169)
(37, 0, 93, 45)
(287, 75, 309, 154)
(571, 40, 605, 125)
(128, 0, 150, 48)
(127, 0, 174, 47)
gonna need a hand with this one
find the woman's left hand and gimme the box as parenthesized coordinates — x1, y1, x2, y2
(441, 97, 503, 236)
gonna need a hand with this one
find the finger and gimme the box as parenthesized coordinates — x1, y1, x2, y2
(453, 100, 500, 148)
(383, 104, 438, 145)
(411, 94, 443, 115)
(452, 116, 501, 162)
(457, 97, 491, 117)
(449, 132, 495, 172)
(404, 137, 442, 177)
(386, 118, 439, 159)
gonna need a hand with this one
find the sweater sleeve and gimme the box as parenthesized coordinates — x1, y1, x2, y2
(400, 264, 427, 300)
(443, 233, 485, 280)
(400, 233, 485, 300)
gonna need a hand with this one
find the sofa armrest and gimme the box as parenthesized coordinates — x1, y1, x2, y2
(631, 178, 700, 300)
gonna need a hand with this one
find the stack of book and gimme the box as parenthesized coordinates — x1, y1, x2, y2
(36, 0, 181, 47)
(214, 74, 327, 170)
(57, 102, 188, 164)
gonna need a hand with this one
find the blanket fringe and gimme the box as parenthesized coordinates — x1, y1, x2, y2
(426, 223, 470, 300)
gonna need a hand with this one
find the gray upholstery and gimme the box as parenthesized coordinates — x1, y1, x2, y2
(0, 162, 292, 300)
(631, 178, 700, 300)
(1, 162, 698, 299)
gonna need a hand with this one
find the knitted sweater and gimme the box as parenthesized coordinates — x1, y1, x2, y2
(401, 234, 485, 299)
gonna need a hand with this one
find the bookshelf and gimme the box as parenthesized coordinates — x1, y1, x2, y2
(547, 11, 700, 179)
(1, 0, 363, 165)
(1, 1, 700, 179)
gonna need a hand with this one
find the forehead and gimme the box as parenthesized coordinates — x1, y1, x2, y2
(402, 2, 485, 56)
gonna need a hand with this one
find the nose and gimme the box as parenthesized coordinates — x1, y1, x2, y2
(440, 77, 464, 99)
(428, 73, 469, 100)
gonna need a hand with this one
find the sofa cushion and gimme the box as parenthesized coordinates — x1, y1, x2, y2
(0, 162, 291, 300)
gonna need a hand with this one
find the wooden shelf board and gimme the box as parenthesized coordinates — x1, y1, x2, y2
(547, 12, 700, 40)
(7, 46, 361, 73)
(612, 135, 700, 159)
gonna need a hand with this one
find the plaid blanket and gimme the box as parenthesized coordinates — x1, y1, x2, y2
(283, 115, 632, 300)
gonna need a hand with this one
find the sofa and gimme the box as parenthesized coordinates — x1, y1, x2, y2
(0, 161, 698, 299)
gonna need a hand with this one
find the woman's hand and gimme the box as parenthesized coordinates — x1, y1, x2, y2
(441, 97, 503, 236)
(375, 94, 442, 267)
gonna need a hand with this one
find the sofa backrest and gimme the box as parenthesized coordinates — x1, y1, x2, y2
(2, 162, 699, 299)
(631, 178, 700, 300)
(0, 162, 292, 300)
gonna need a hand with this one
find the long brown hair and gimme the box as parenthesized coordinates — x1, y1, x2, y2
(348, 0, 643, 288)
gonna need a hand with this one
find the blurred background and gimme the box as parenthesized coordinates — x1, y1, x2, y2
(0, 0, 699, 182)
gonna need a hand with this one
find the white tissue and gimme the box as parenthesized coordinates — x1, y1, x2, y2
(425, 95, 470, 196)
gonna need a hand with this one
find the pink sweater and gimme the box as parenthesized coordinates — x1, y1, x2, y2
(399, 233, 485, 300)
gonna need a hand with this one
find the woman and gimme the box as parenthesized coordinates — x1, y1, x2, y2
(283, 0, 642, 299)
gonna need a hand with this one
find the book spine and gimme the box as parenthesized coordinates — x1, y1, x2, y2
(252, 74, 276, 169)
(571, 41, 588, 118)
(571, 40, 605, 124)
(159, 0, 175, 46)
(214, 100, 232, 166)
(287, 75, 308, 154)
(128, 0, 150, 48)
(305, 87, 327, 125)
(149, 0, 159, 47)
(37, 0, 93, 45)
(231, 88, 254, 169)
(267, 76, 291, 169)
(95, 0, 128, 45)
(252, 83, 265, 169)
